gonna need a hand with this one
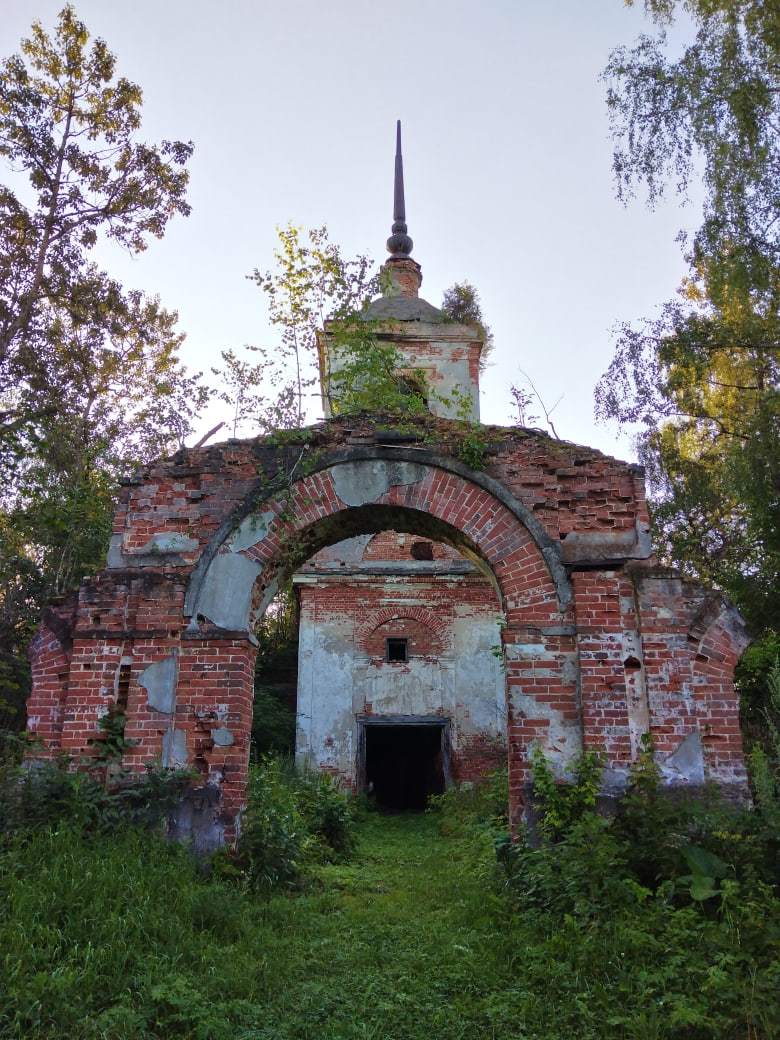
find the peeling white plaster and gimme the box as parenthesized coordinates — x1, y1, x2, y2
(196, 553, 263, 631)
(295, 602, 506, 783)
(229, 510, 275, 553)
(330, 459, 426, 507)
(510, 690, 582, 776)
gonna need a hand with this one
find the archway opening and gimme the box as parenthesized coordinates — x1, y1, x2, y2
(247, 516, 508, 802)
(184, 453, 571, 834)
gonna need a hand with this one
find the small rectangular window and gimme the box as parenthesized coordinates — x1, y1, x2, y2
(386, 638, 408, 663)
(411, 540, 434, 560)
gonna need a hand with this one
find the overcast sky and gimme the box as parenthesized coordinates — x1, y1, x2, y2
(2, 1, 701, 460)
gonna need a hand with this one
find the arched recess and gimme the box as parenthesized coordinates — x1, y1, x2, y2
(356, 607, 451, 654)
(174, 455, 580, 832)
(690, 603, 752, 790)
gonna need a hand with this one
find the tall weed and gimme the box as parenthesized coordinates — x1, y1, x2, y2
(0, 733, 192, 842)
(223, 755, 356, 892)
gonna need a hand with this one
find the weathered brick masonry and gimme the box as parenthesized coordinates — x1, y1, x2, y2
(26, 414, 750, 844)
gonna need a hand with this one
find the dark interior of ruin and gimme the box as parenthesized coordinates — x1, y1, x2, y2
(364, 724, 446, 811)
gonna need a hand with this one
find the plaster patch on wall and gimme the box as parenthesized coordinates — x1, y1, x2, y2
(196, 552, 263, 631)
(138, 532, 199, 554)
(162, 728, 188, 768)
(449, 614, 506, 735)
(366, 661, 442, 716)
(229, 510, 276, 553)
(167, 782, 224, 854)
(418, 352, 478, 420)
(660, 731, 705, 785)
(106, 534, 125, 568)
(511, 691, 582, 774)
(622, 629, 650, 758)
(295, 614, 357, 777)
(505, 643, 548, 660)
(211, 727, 234, 747)
(296, 602, 507, 782)
(331, 459, 426, 507)
(311, 535, 373, 564)
(558, 517, 652, 564)
(139, 654, 178, 714)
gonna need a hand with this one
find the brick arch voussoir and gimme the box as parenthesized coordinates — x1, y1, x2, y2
(305, 466, 558, 605)
(186, 455, 569, 640)
(692, 603, 751, 677)
(356, 606, 450, 654)
(184, 447, 572, 625)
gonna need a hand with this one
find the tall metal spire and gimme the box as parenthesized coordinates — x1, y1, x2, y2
(393, 119, 406, 225)
(386, 120, 413, 259)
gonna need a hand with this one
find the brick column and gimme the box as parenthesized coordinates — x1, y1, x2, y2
(178, 636, 256, 838)
(26, 605, 75, 756)
(572, 570, 633, 769)
(504, 617, 580, 825)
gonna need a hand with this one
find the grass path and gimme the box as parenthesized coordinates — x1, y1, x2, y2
(254, 812, 520, 1039)
(1, 810, 550, 1039)
(4, 801, 777, 1037)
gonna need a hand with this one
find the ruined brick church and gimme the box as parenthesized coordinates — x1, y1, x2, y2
(27, 124, 750, 846)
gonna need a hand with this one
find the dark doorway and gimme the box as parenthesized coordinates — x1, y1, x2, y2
(364, 722, 446, 811)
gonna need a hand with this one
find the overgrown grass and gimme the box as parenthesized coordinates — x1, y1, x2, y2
(2, 799, 780, 1038)
(217, 757, 357, 892)
(2, 742, 780, 1038)
(427, 747, 780, 1039)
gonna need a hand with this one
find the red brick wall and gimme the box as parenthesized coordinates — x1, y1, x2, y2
(360, 531, 460, 562)
(25, 416, 750, 840)
(26, 600, 77, 756)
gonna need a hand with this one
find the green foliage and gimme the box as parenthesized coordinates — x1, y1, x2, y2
(502, 737, 780, 922)
(293, 765, 357, 859)
(251, 686, 296, 757)
(746, 657, 780, 835)
(245, 228, 499, 426)
(249, 224, 377, 428)
(529, 745, 604, 840)
(455, 426, 489, 469)
(507, 811, 642, 920)
(211, 345, 272, 439)
(1, 803, 779, 1038)
(595, 277, 780, 633)
(0, 6, 204, 729)
(739, 633, 780, 738)
(0, 5, 198, 468)
(0, 825, 269, 1040)
(326, 320, 429, 417)
(251, 584, 298, 758)
(227, 756, 356, 894)
(598, 3, 780, 644)
(428, 766, 509, 838)
(441, 281, 494, 370)
(88, 706, 138, 767)
(231, 757, 310, 892)
(604, 0, 780, 293)
(0, 735, 193, 842)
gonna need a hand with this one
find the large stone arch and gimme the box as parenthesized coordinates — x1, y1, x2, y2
(183, 447, 573, 623)
(175, 455, 579, 836)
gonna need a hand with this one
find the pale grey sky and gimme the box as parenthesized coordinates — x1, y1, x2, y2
(2, 1, 700, 458)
